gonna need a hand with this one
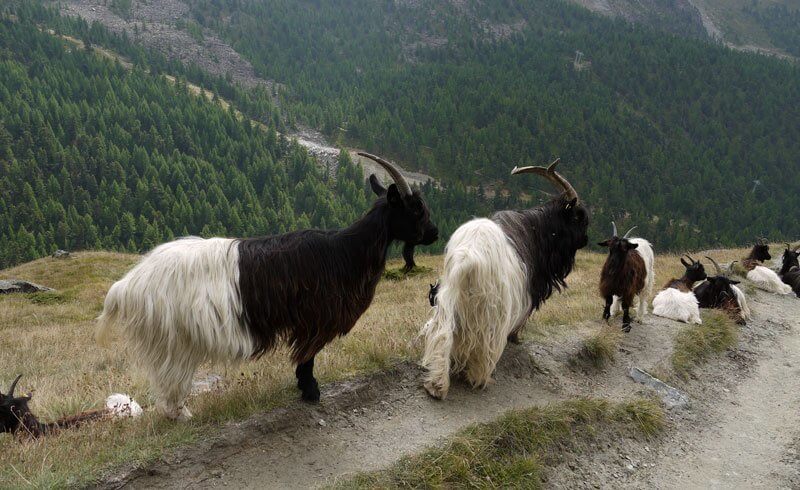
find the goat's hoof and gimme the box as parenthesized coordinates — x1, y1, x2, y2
(300, 382, 320, 403)
(163, 405, 192, 421)
(423, 381, 447, 400)
(177, 406, 193, 421)
(301, 390, 320, 403)
(622, 324, 632, 333)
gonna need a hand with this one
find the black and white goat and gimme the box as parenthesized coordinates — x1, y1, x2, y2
(696, 257, 751, 324)
(733, 239, 792, 295)
(652, 255, 706, 324)
(97, 153, 438, 419)
(1, 375, 141, 438)
(779, 243, 800, 297)
(420, 159, 588, 399)
(598, 223, 655, 332)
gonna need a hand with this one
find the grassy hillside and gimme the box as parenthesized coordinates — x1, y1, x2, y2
(0, 245, 750, 486)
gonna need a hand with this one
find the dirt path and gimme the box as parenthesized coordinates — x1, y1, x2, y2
(643, 293, 800, 489)
(104, 290, 800, 489)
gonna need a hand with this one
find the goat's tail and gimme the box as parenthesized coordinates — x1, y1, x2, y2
(96, 281, 123, 347)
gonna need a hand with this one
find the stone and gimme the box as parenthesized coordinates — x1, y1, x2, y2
(191, 374, 223, 394)
(52, 249, 70, 258)
(629, 367, 689, 409)
(0, 280, 54, 294)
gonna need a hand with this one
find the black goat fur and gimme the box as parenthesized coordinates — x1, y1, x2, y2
(236, 175, 437, 402)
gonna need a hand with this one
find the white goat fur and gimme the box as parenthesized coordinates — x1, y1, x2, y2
(96, 237, 251, 419)
(610, 238, 655, 319)
(420, 218, 531, 400)
(652, 288, 701, 324)
(746, 265, 793, 295)
(732, 284, 752, 321)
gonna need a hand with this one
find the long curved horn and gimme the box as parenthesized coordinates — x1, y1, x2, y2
(705, 256, 723, 276)
(8, 374, 22, 397)
(511, 158, 578, 202)
(357, 152, 412, 197)
(622, 226, 637, 239)
(685, 254, 696, 264)
(611, 221, 619, 237)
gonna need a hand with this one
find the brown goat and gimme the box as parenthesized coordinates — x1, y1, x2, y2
(598, 223, 653, 332)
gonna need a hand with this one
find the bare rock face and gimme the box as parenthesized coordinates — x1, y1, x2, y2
(0, 280, 54, 294)
(52, 250, 71, 259)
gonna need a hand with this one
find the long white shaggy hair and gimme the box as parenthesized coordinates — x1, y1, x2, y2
(96, 237, 252, 419)
(746, 265, 793, 295)
(652, 288, 702, 324)
(610, 237, 655, 319)
(731, 284, 752, 321)
(420, 219, 531, 400)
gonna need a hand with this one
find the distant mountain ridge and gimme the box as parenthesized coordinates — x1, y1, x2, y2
(570, 0, 799, 59)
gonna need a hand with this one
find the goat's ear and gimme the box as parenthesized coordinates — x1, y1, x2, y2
(369, 174, 387, 196)
(730, 279, 741, 285)
(597, 240, 611, 247)
(564, 198, 577, 210)
(680, 257, 690, 268)
(386, 184, 404, 208)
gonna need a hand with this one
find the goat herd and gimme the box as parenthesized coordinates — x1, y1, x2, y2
(3, 154, 800, 436)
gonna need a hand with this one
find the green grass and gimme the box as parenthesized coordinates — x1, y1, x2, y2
(576, 326, 623, 369)
(381, 265, 434, 281)
(331, 398, 664, 489)
(671, 310, 739, 379)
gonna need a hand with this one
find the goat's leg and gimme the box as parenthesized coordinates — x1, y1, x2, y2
(602, 295, 613, 321)
(621, 298, 633, 333)
(402, 243, 416, 272)
(150, 356, 197, 421)
(295, 356, 320, 403)
(609, 295, 622, 317)
(464, 341, 500, 390)
(637, 293, 648, 320)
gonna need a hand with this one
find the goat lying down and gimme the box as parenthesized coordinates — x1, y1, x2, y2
(421, 159, 588, 400)
(735, 240, 792, 295)
(1, 375, 141, 438)
(779, 243, 800, 297)
(696, 257, 751, 324)
(652, 255, 706, 324)
(98, 154, 438, 419)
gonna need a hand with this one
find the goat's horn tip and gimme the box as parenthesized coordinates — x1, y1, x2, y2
(548, 158, 561, 170)
(510, 166, 520, 175)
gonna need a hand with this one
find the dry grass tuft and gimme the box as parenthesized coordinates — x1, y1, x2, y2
(577, 326, 623, 369)
(671, 309, 739, 379)
(331, 398, 664, 489)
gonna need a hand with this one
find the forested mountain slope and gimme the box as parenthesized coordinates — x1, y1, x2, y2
(181, 0, 800, 249)
(10, 0, 800, 255)
(0, 10, 376, 267)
